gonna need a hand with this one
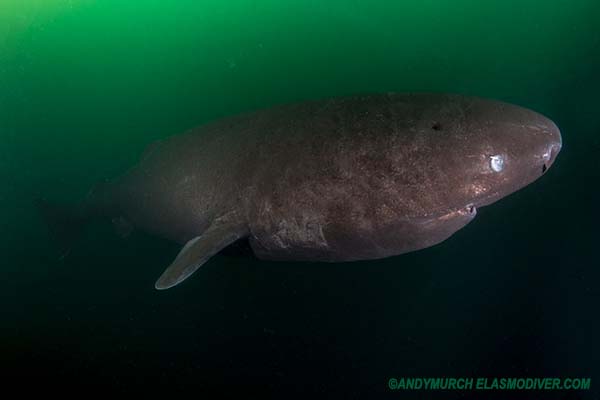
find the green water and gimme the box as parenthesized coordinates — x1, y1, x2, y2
(1, 0, 599, 396)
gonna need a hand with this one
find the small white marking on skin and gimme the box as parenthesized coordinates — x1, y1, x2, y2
(470, 183, 488, 196)
(541, 148, 551, 161)
(273, 215, 329, 249)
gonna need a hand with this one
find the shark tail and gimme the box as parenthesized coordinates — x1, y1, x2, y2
(35, 198, 89, 258)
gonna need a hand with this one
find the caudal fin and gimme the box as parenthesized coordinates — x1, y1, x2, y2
(35, 198, 89, 258)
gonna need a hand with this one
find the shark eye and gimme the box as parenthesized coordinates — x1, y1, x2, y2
(489, 154, 505, 172)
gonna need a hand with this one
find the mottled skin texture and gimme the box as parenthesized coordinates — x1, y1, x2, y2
(86, 93, 561, 283)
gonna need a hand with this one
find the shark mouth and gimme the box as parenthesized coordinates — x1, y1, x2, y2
(460, 203, 477, 217)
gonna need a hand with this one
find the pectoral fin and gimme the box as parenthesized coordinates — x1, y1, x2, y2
(155, 219, 247, 290)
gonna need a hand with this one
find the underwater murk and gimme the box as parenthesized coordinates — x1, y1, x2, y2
(0, 0, 598, 397)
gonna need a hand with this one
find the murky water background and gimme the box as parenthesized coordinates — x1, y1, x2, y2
(1, 1, 599, 397)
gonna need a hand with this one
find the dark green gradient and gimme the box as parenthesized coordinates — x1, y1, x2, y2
(1, 1, 598, 397)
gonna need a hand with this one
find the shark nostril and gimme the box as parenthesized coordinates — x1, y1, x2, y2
(541, 142, 561, 172)
(550, 142, 561, 159)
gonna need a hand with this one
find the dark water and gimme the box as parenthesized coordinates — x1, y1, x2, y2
(1, 1, 599, 397)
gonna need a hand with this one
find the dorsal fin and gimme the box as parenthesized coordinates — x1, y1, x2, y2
(154, 214, 248, 290)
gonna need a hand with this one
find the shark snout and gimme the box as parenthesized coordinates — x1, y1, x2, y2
(536, 118, 562, 174)
(544, 142, 561, 170)
(542, 124, 562, 173)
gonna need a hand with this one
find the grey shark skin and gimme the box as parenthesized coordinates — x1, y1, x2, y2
(40, 93, 562, 290)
